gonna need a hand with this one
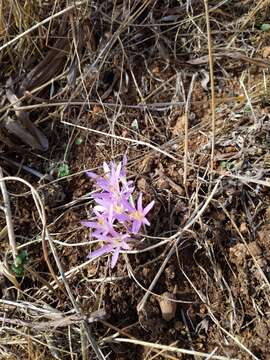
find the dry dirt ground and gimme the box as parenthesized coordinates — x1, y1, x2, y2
(0, 1, 270, 359)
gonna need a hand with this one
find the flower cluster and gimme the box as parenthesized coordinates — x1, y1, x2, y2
(82, 156, 155, 268)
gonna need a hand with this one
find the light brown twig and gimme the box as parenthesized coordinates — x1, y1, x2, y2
(203, 0, 216, 174)
(0, 167, 17, 261)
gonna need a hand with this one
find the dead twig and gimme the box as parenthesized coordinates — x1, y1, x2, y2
(61, 120, 178, 161)
(183, 73, 198, 186)
(0, 167, 17, 261)
(109, 337, 237, 360)
(203, 0, 216, 175)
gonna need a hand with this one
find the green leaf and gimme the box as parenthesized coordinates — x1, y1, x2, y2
(75, 137, 83, 145)
(11, 251, 29, 277)
(260, 23, 270, 31)
(57, 163, 70, 178)
(11, 264, 24, 277)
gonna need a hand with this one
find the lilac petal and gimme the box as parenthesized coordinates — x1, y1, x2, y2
(91, 230, 103, 237)
(95, 197, 111, 208)
(107, 226, 118, 238)
(143, 200, 155, 215)
(143, 218, 150, 226)
(103, 162, 110, 175)
(122, 198, 135, 212)
(91, 230, 108, 239)
(93, 209, 102, 217)
(96, 178, 109, 187)
(115, 162, 122, 178)
(121, 188, 134, 200)
(110, 171, 118, 191)
(122, 153, 128, 168)
(81, 220, 98, 228)
(111, 247, 120, 268)
(94, 199, 111, 214)
(92, 192, 111, 199)
(87, 244, 112, 259)
(86, 171, 97, 179)
(137, 193, 143, 212)
(132, 220, 141, 234)
(121, 241, 130, 250)
(92, 230, 109, 238)
(108, 204, 114, 224)
(116, 213, 129, 222)
(120, 233, 129, 240)
(94, 205, 107, 213)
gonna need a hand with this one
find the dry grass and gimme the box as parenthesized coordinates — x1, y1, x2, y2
(0, 0, 270, 359)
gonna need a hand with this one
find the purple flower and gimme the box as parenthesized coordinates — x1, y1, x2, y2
(93, 198, 128, 222)
(127, 193, 155, 233)
(82, 156, 155, 269)
(89, 161, 120, 193)
(88, 160, 134, 202)
(87, 231, 131, 268)
(81, 209, 114, 235)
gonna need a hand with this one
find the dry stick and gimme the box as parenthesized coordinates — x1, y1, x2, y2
(0, 1, 88, 52)
(9, 328, 74, 357)
(240, 74, 257, 123)
(15, 94, 246, 112)
(203, 0, 216, 175)
(101, 322, 179, 360)
(221, 172, 270, 188)
(0, 168, 17, 261)
(0, 176, 105, 360)
(16, 100, 185, 111)
(61, 120, 178, 161)
(183, 73, 198, 186)
(148, 343, 180, 360)
(111, 338, 236, 360)
(137, 178, 222, 313)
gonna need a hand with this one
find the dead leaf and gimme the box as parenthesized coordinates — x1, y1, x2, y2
(187, 51, 270, 68)
(18, 37, 69, 95)
(137, 156, 153, 173)
(3, 117, 47, 151)
(100, 70, 120, 100)
(137, 177, 148, 192)
(247, 242, 262, 257)
(262, 46, 270, 58)
(6, 81, 48, 150)
(172, 114, 186, 136)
